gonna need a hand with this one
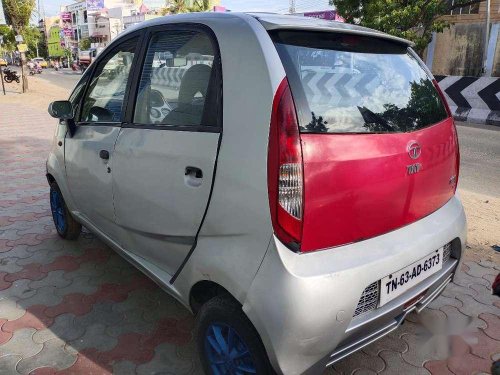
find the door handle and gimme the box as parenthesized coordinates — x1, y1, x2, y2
(99, 150, 110, 160)
(185, 166, 203, 179)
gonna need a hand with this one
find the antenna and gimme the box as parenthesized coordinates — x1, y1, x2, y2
(289, 0, 296, 14)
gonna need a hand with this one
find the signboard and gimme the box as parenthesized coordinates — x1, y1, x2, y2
(17, 43, 28, 52)
(60, 12, 73, 37)
(66, 1, 86, 12)
(0, 0, 6, 25)
(86, 0, 104, 12)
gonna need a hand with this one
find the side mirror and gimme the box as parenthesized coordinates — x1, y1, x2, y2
(48, 100, 74, 120)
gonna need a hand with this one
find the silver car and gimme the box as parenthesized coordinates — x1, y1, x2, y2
(46, 12, 467, 375)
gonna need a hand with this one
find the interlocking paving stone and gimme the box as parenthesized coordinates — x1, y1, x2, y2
(455, 293, 500, 319)
(16, 338, 77, 375)
(28, 271, 72, 290)
(0, 300, 25, 321)
(379, 350, 430, 375)
(18, 286, 62, 309)
(332, 350, 386, 374)
(0, 279, 36, 300)
(362, 330, 408, 356)
(0, 354, 23, 375)
(69, 323, 117, 352)
(106, 308, 156, 338)
(135, 343, 197, 375)
(0, 257, 23, 274)
(32, 314, 85, 344)
(112, 360, 137, 374)
(0, 328, 43, 358)
(53, 276, 98, 297)
(479, 312, 500, 341)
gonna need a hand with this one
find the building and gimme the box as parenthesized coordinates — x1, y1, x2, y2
(425, 0, 500, 77)
(60, 0, 135, 53)
(47, 26, 66, 58)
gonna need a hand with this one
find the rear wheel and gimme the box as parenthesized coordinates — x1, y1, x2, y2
(195, 295, 274, 375)
(49, 182, 81, 240)
(4, 76, 12, 83)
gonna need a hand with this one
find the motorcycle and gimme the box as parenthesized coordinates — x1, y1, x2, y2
(3, 68, 20, 83)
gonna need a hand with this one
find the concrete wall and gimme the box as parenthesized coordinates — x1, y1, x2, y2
(432, 23, 485, 76)
(427, 0, 500, 77)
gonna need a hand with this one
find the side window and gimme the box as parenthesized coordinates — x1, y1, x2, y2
(80, 37, 138, 123)
(133, 30, 217, 127)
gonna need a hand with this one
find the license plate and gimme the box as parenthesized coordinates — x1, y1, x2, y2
(380, 247, 444, 307)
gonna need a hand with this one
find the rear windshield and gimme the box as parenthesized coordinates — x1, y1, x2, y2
(271, 31, 448, 134)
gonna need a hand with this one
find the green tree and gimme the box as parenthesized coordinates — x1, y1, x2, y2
(79, 37, 91, 50)
(22, 25, 41, 58)
(330, 0, 484, 55)
(160, 0, 211, 15)
(0, 25, 16, 52)
(2, 0, 36, 34)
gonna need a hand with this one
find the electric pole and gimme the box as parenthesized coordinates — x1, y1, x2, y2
(289, 0, 296, 14)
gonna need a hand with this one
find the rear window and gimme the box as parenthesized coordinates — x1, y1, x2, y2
(271, 31, 448, 133)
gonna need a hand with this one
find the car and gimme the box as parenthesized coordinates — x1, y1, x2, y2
(46, 12, 466, 375)
(32, 57, 48, 68)
(0, 58, 7, 67)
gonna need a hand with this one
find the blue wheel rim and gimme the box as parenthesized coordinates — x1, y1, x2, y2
(50, 189, 66, 233)
(204, 323, 257, 375)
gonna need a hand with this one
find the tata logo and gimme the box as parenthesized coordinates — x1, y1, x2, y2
(407, 141, 421, 159)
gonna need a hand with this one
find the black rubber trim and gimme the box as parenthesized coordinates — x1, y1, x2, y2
(170, 131, 223, 284)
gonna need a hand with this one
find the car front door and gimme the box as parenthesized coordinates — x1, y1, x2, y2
(65, 34, 141, 233)
(112, 25, 222, 276)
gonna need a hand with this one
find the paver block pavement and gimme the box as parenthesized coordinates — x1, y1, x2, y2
(1, 101, 499, 375)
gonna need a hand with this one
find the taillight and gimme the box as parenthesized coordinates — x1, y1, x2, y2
(268, 78, 304, 248)
(433, 79, 459, 192)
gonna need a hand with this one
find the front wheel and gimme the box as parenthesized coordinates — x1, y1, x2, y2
(49, 182, 81, 240)
(195, 295, 274, 375)
(4, 76, 12, 83)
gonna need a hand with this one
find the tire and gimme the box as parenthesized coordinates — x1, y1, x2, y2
(49, 182, 81, 240)
(195, 295, 274, 375)
(4, 76, 12, 83)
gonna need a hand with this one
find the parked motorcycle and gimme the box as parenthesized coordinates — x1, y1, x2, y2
(3, 68, 20, 83)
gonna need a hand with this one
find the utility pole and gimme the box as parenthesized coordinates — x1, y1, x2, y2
(0, 36, 6, 95)
(289, 0, 296, 14)
(482, 0, 491, 76)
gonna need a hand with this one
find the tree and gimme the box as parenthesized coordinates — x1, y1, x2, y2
(330, 0, 485, 55)
(79, 37, 91, 51)
(2, 0, 36, 34)
(160, 0, 211, 15)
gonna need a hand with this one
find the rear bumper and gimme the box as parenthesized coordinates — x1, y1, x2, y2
(243, 195, 467, 375)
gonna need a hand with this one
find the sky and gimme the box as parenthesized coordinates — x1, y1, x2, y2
(41, 0, 332, 17)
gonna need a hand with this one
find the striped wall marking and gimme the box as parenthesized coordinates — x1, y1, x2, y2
(443, 77, 478, 108)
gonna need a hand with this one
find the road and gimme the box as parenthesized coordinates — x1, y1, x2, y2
(456, 122, 500, 197)
(36, 69, 500, 198)
(36, 68, 82, 91)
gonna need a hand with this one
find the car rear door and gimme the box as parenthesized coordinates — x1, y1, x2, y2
(112, 24, 222, 276)
(65, 33, 142, 233)
(271, 30, 459, 252)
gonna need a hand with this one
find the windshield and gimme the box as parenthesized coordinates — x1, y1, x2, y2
(271, 31, 448, 134)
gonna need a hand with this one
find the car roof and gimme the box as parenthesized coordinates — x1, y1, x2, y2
(120, 12, 412, 47)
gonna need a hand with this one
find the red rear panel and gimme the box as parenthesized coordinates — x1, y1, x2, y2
(270, 30, 459, 252)
(300, 117, 458, 251)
